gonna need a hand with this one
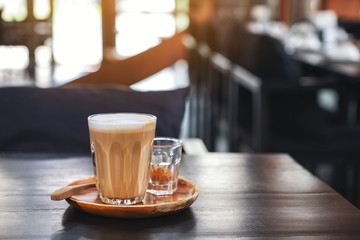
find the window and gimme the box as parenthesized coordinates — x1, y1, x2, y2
(53, 0, 102, 66)
(115, 0, 189, 58)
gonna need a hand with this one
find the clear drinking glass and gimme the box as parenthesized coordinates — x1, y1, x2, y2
(147, 137, 183, 195)
(88, 113, 156, 205)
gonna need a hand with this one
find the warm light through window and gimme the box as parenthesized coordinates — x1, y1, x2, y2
(115, 0, 179, 58)
(0, 0, 188, 86)
(1, 0, 27, 22)
(52, 0, 102, 66)
(115, 13, 175, 57)
(115, 0, 189, 91)
(0, 46, 28, 70)
(117, 0, 175, 13)
(34, 0, 51, 20)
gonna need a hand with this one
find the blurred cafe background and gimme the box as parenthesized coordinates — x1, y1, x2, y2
(1, 0, 360, 207)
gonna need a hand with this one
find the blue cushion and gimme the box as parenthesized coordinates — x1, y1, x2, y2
(0, 86, 189, 153)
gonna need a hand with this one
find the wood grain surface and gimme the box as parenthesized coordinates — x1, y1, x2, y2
(0, 153, 360, 239)
(65, 176, 199, 218)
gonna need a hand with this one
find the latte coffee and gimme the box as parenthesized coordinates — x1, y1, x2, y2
(88, 113, 156, 205)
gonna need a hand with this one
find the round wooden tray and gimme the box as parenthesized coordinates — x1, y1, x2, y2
(65, 176, 199, 218)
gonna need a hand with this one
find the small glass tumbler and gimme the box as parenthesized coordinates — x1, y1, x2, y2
(147, 137, 183, 195)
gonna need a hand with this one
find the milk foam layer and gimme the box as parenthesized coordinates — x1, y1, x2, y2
(88, 113, 156, 130)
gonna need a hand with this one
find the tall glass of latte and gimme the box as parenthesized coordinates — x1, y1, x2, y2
(88, 113, 156, 205)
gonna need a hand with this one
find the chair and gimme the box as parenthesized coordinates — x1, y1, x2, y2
(227, 29, 360, 206)
(187, 18, 237, 151)
(0, 86, 189, 154)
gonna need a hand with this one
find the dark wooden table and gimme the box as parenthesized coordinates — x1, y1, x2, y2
(1, 153, 360, 239)
(293, 50, 360, 80)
